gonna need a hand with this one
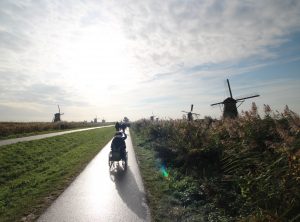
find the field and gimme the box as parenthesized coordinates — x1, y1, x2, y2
(131, 105, 300, 221)
(0, 126, 114, 222)
(0, 121, 113, 140)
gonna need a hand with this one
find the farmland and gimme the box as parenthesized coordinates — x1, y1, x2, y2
(131, 105, 300, 221)
(0, 121, 113, 140)
(0, 126, 114, 222)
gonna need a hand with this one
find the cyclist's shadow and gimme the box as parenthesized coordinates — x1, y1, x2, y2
(110, 167, 148, 221)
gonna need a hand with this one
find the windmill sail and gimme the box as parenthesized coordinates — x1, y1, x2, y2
(227, 79, 233, 98)
(211, 78, 260, 118)
(236, 94, 260, 102)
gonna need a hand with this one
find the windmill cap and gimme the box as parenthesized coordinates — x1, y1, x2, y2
(224, 97, 236, 103)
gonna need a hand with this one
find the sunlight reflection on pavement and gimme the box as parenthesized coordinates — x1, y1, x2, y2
(38, 130, 150, 222)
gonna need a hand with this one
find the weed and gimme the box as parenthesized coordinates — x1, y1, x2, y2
(131, 105, 300, 221)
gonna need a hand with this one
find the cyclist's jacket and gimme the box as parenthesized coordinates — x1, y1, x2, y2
(111, 134, 127, 151)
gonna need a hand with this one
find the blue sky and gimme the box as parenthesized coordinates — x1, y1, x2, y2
(0, 0, 300, 122)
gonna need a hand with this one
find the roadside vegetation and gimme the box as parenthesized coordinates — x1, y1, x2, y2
(131, 104, 300, 221)
(0, 121, 113, 140)
(0, 126, 114, 222)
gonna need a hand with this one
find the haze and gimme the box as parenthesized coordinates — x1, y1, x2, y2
(0, 0, 300, 122)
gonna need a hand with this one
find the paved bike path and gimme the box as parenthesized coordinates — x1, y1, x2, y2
(0, 125, 113, 147)
(37, 130, 151, 222)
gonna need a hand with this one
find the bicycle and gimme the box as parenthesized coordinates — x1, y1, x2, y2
(108, 148, 128, 171)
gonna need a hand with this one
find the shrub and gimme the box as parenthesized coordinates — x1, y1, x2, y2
(132, 105, 300, 221)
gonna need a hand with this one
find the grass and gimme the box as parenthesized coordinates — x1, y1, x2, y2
(0, 126, 115, 222)
(0, 121, 113, 140)
(131, 104, 300, 221)
(131, 130, 205, 222)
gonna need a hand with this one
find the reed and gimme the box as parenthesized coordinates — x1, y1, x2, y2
(132, 104, 300, 221)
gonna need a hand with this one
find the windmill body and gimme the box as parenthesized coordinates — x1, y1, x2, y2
(150, 112, 157, 121)
(211, 79, 259, 118)
(187, 112, 193, 121)
(94, 116, 98, 123)
(150, 115, 156, 121)
(223, 97, 238, 118)
(182, 104, 200, 121)
(53, 105, 64, 122)
(53, 113, 61, 122)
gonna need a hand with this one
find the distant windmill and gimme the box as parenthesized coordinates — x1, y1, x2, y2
(94, 116, 98, 123)
(211, 79, 260, 118)
(150, 112, 156, 121)
(182, 104, 200, 121)
(53, 105, 64, 122)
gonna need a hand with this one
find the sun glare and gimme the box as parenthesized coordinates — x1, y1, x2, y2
(52, 23, 135, 103)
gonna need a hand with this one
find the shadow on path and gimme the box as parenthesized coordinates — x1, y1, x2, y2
(109, 167, 148, 221)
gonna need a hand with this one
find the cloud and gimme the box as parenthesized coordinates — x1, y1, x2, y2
(0, 71, 86, 107)
(0, 0, 300, 121)
(110, 0, 300, 75)
(2, 0, 300, 78)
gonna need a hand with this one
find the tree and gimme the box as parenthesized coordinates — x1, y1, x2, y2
(123, 117, 129, 123)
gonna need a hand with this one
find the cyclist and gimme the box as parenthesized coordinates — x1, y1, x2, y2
(111, 131, 127, 159)
(115, 122, 120, 131)
(120, 122, 127, 132)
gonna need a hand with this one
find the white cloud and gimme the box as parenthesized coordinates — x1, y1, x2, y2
(111, 0, 300, 75)
(0, 0, 300, 121)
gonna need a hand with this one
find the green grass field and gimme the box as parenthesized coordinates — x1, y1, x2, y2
(0, 126, 114, 222)
(0, 121, 113, 140)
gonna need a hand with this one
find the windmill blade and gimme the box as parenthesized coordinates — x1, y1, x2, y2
(58, 105, 60, 113)
(211, 101, 224, 106)
(236, 94, 260, 102)
(181, 111, 189, 113)
(190, 104, 194, 112)
(227, 79, 233, 98)
(192, 113, 200, 116)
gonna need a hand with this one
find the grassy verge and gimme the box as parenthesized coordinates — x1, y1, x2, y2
(1, 128, 81, 140)
(0, 126, 114, 222)
(0, 122, 113, 140)
(131, 130, 205, 222)
(131, 105, 300, 221)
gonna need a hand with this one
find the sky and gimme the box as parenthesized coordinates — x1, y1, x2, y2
(0, 0, 300, 122)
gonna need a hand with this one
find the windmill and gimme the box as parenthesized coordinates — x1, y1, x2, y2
(150, 112, 156, 121)
(182, 104, 200, 121)
(53, 105, 64, 122)
(211, 79, 260, 118)
(94, 116, 98, 123)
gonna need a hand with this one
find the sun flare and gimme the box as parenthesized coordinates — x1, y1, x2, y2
(51, 24, 136, 103)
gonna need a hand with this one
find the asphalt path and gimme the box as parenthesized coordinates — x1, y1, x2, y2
(0, 125, 113, 147)
(37, 130, 151, 222)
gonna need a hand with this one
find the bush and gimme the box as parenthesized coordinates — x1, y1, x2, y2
(132, 105, 300, 221)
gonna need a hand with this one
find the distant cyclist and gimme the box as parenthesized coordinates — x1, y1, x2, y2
(111, 132, 127, 159)
(120, 122, 127, 132)
(115, 122, 120, 131)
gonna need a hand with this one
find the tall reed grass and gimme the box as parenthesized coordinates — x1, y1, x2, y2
(132, 104, 300, 221)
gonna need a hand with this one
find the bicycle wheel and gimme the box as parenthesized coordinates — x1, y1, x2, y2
(108, 151, 113, 168)
(122, 152, 128, 170)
